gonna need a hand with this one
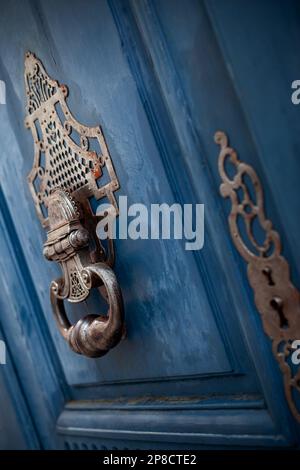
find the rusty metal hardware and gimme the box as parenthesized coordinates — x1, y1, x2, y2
(215, 131, 300, 422)
(24, 52, 124, 358)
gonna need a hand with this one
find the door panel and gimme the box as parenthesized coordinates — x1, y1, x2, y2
(206, 0, 300, 287)
(0, 0, 255, 386)
(0, 370, 28, 450)
(0, 0, 233, 386)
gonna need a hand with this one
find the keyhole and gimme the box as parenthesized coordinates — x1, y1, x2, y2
(270, 296, 289, 329)
(262, 266, 275, 286)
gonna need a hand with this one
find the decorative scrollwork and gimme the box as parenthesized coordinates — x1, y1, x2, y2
(215, 130, 300, 422)
(25, 52, 124, 358)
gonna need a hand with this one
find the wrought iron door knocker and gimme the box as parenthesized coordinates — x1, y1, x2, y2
(25, 52, 124, 358)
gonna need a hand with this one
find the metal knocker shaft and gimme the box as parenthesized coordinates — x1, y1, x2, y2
(25, 52, 125, 358)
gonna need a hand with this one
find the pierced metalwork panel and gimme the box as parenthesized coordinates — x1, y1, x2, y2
(215, 131, 300, 422)
(25, 51, 119, 228)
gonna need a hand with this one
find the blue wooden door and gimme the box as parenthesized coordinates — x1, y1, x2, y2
(0, 0, 299, 449)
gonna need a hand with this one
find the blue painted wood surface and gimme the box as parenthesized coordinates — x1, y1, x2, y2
(0, 0, 299, 449)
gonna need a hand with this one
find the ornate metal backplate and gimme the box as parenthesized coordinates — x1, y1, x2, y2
(25, 52, 119, 228)
(25, 52, 124, 358)
(215, 131, 300, 422)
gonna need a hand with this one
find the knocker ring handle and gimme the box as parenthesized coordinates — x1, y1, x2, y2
(50, 263, 124, 358)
